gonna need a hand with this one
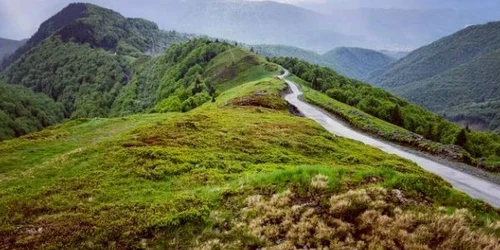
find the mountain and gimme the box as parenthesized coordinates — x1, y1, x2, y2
(253, 45, 395, 79)
(322, 47, 395, 80)
(0, 4, 279, 140)
(380, 50, 410, 60)
(0, 3, 188, 71)
(0, 3, 191, 119)
(369, 21, 500, 131)
(0, 38, 26, 61)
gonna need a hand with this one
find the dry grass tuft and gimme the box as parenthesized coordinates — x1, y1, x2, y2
(310, 174, 329, 190)
(198, 176, 500, 249)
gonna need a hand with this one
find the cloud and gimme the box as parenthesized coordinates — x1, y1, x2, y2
(248, 0, 326, 4)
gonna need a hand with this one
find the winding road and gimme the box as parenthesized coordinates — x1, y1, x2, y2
(280, 69, 500, 208)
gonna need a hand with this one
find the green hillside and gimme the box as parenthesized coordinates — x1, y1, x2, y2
(1, 68, 499, 249)
(0, 82, 64, 140)
(393, 48, 500, 131)
(0, 38, 25, 61)
(0, 4, 196, 139)
(253, 45, 394, 80)
(369, 22, 500, 130)
(322, 47, 395, 80)
(273, 57, 500, 171)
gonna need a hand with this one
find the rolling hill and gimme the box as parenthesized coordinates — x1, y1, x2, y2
(0, 38, 25, 61)
(369, 21, 500, 131)
(253, 45, 394, 80)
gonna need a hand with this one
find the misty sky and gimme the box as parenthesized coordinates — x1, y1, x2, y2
(1, 0, 499, 40)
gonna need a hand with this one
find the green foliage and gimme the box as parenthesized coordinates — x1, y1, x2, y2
(0, 83, 64, 140)
(115, 40, 275, 115)
(152, 96, 183, 113)
(391, 104, 403, 126)
(370, 22, 500, 131)
(456, 128, 468, 147)
(275, 57, 500, 171)
(0, 34, 269, 138)
(1, 37, 126, 118)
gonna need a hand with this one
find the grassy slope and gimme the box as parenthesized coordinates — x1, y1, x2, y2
(1, 74, 499, 248)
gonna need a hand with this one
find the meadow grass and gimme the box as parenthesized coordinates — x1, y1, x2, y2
(0, 75, 498, 249)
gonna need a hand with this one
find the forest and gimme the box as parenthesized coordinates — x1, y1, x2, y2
(0, 82, 64, 140)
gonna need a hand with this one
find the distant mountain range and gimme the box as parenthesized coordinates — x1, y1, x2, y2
(0, 38, 26, 61)
(368, 21, 500, 131)
(253, 45, 395, 80)
(92, 0, 500, 52)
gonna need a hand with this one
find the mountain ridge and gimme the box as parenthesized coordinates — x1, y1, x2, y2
(253, 44, 394, 79)
(0, 38, 26, 61)
(369, 21, 500, 131)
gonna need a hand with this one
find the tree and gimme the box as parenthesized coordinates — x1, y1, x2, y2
(250, 47, 254, 53)
(391, 105, 403, 126)
(455, 128, 468, 147)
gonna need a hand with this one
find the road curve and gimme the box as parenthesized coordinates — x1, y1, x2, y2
(280, 70, 500, 208)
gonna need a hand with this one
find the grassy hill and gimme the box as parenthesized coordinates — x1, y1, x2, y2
(0, 38, 25, 61)
(369, 22, 500, 131)
(253, 45, 394, 80)
(1, 67, 499, 249)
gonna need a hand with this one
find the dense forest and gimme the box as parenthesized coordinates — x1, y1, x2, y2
(0, 82, 64, 140)
(273, 57, 500, 170)
(369, 21, 500, 131)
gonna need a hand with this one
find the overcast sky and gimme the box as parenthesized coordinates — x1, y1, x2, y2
(1, 0, 498, 40)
